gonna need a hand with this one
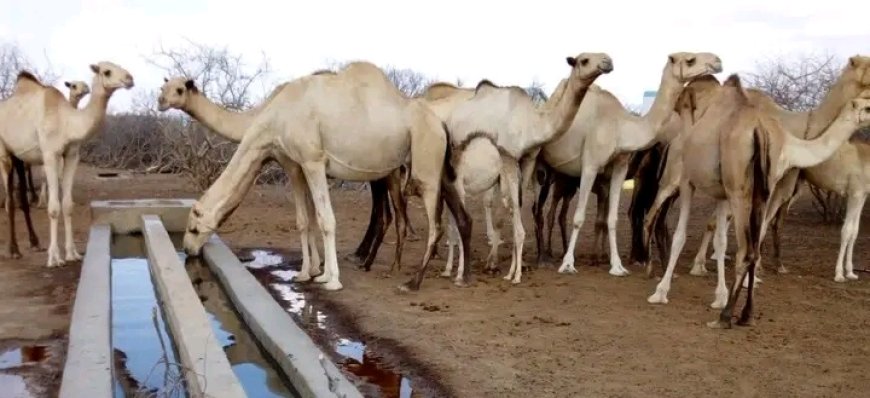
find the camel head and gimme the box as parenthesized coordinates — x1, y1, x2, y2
(840, 55, 870, 90)
(565, 52, 614, 83)
(89, 61, 134, 91)
(64, 80, 90, 101)
(850, 97, 870, 126)
(182, 200, 217, 256)
(664, 52, 723, 83)
(157, 77, 199, 111)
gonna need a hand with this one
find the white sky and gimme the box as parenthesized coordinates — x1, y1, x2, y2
(1, 0, 868, 113)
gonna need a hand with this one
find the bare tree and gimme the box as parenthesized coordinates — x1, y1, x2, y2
(744, 52, 846, 222)
(0, 41, 57, 100)
(524, 79, 548, 104)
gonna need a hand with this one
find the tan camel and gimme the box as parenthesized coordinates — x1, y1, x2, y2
(159, 75, 419, 277)
(179, 61, 471, 292)
(442, 52, 614, 285)
(0, 63, 134, 266)
(642, 56, 870, 298)
(646, 72, 870, 329)
(538, 52, 722, 277)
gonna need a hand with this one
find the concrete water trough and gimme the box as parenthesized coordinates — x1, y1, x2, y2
(59, 199, 363, 398)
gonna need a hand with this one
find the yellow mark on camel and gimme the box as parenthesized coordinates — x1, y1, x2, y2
(622, 180, 635, 190)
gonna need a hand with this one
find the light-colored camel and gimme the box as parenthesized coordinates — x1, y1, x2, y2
(643, 56, 870, 297)
(441, 52, 614, 285)
(178, 61, 471, 292)
(30, 81, 92, 209)
(539, 52, 722, 277)
(646, 72, 870, 329)
(0, 63, 134, 266)
(159, 75, 417, 277)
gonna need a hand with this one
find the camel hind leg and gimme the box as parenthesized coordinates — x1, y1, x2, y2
(3, 159, 21, 259)
(500, 158, 525, 284)
(835, 192, 866, 282)
(12, 156, 39, 250)
(299, 161, 342, 291)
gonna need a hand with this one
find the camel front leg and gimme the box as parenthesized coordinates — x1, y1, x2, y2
(61, 147, 82, 262)
(42, 153, 64, 267)
(835, 192, 866, 282)
(640, 177, 679, 278)
(648, 181, 694, 304)
(500, 160, 525, 284)
(3, 160, 21, 259)
(282, 163, 318, 283)
(483, 185, 504, 274)
(605, 160, 630, 276)
(558, 169, 596, 274)
(12, 158, 39, 250)
(300, 161, 342, 291)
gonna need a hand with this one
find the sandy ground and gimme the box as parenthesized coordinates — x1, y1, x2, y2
(1, 165, 869, 397)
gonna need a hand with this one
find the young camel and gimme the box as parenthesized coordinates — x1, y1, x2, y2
(642, 56, 870, 289)
(2, 80, 93, 258)
(442, 52, 614, 285)
(0, 64, 134, 266)
(179, 61, 471, 291)
(538, 52, 722, 277)
(30, 81, 91, 209)
(158, 75, 415, 278)
(647, 75, 870, 328)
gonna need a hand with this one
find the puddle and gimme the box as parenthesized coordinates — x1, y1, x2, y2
(111, 234, 187, 398)
(182, 253, 299, 398)
(0, 346, 49, 370)
(0, 373, 32, 398)
(239, 248, 416, 398)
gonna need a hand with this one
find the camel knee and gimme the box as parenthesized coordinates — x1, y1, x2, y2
(315, 212, 336, 235)
(47, 200, 60, 219)
(62, 197, 74, 215)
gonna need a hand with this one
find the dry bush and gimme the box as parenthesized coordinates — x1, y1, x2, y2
(0, 41, 57, 100)
(744, 52, 847, 222)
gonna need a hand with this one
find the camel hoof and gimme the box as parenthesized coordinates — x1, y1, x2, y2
(344, 253, 365, 265)
(32, 246, 46, 253)
(834, 275, 846, 283)
(846, 272, 859, 281)
(66, 251, 83, 262)
(707, 320, 732, 329)
(453, 279, 468, 288)
(396, 282, 416, 293)
(484, 267, 500, 276)
(510, 278, 522, 285)
(314, 273, 331, 284)
(440, 271, 452, 278)
(293, 272, 312, 283)
(710, 298, 727, 309)
(741, 276, 762, 289)
(777, 266, 789, 274)
(689, 266, 708, 277)
(608, 267, 630, 277)
(10, 252, 22, 260)
(378, 271, 394, 279)
(647, 291, 669, 305)
(320, 280, 343, 291)
(736, 317, 753, 327)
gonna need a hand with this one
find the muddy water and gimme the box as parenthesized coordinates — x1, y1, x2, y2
(240, 248, 416, 398)
(182, 254, 299, 398)
(110, 234, 186, 398)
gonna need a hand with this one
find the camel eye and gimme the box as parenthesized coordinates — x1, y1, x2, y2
(103, 70, 111, 77)
(176, 88, 184, 95)
(580, 58, 589, 66)
(687, 58, 696, 66)
(864, 106, 870, 112)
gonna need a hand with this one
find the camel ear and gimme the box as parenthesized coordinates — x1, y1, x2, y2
(64, 81, 71, 88)
(849, 56, 859, 68)
(164, 77, 169, 83)
(668, 55, 676, 64)
(566, 56, 577, 67)
(90, 64, 99, 74)
(184, 79, 196, 90)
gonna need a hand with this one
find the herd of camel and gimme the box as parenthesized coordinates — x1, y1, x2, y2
(1, 51, 869, 329)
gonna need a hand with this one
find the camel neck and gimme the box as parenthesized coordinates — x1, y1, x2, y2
(69, 95, 84, 108)
(643, 73, 682, 134)
(541, 76, 590, 145)
(185, 94, 257, 142)
(803, 75, 863, 140)
(69, 82, 111, 143)
(786, 108, 861, 169)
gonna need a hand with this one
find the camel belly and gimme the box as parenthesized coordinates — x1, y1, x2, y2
(322, 134, 410, 181)
(459, 140, 501, 195)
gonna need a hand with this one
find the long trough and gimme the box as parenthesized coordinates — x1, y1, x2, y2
(59, 199, 363, 397)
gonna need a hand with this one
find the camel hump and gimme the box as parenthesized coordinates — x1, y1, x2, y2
(311, 69, 336, 76)
(15, 71, 45, 93)
(475, 79, 498, 93)
(422, 82, 461, 101)
(724, 74, 752, 104)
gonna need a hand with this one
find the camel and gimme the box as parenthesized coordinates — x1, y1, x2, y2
(537, 52, 722, 277)
(158, 74, 419, 277)
(0, 63, 133, 266)
(645, 71, 870, 328)
(439, 52, 614, 285)
(641, 56, 870, 297)
(178, 61, 471, 291)
(2, 80, 92, 258)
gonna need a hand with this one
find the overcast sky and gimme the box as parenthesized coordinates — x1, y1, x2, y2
(1, 0, 868, 113)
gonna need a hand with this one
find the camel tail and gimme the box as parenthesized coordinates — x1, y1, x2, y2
(746, 125, 772, 293)
(628, 143, 668, 264)
(441, 122, 457, 182)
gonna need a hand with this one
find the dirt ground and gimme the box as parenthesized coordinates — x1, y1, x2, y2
(1, 165, 869, 397)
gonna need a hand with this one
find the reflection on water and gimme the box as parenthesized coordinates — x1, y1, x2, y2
(0, 345, 49, 370)
(240, 248, 415, 398)
(182, 253, 299, 398)
(110, 234, 185, 398)
(0, 373, 32, 398)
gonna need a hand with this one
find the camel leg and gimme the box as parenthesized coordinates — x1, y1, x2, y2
(13, 157, 39, 250)
(835, 192, 865, 282)
(769, 207, 787, 274)
(360, 179, 389, 271)
(533, 169, 553, 264)
(386, 171, 407, 274)
(347, 182, 381, 265)
(299, 161, 342, 291)
(442, 213, 458, 278)
(558, 169, 597, 274)
(37, 182, 47, 209)
(484, 185, 504, 274)
(605, 160, 630, 276)
(451, 182, 469, 286)
(3, 160, 21, 259)
(557, 185, 575, 259)
(709, 196, 754, 329)
(690, 213, 718, 276)
(641, 178, 680, 278)
(500, 159, 525, 284)
(648, 181, 694, 304)
(42, 152, 64, 267)
(710, 201, 730, 309)
(282, 162, 318, 282)
(26, 166, 37, 205)
(61, 148, 83, 262)
(592, 177, 609, 266)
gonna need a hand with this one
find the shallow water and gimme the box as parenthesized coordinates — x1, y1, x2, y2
(0, 345, 49, 370)
(110, 234, 185, 398)
(183, 254, 299, 398)
(241, 248, 415, 398)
